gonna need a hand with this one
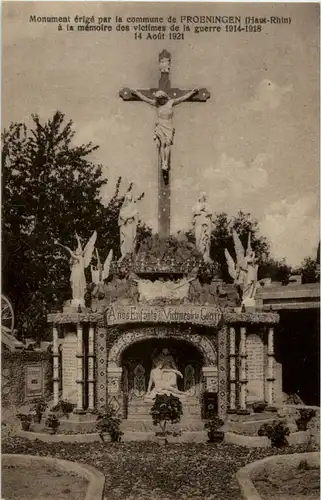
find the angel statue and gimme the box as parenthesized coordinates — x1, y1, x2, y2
(224, 230, 258, 306)
(91, 248, 113, 285)
(55, 231, 97, 306)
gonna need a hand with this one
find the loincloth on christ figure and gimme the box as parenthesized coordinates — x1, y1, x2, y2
(154, 121, 175, 146)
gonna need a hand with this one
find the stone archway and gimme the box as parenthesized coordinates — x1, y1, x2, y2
(105, 326, 218, 420)
(107, 326, 217, 368)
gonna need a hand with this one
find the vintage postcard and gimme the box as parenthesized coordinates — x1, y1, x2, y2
(2, 2, 320, 500)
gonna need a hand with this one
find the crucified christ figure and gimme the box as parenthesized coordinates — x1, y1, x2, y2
(131, 88, 198, 172)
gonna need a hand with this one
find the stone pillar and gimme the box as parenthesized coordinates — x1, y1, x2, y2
(107, 366, 123, 415)
(95, 319, 107, 412)
(238, 326, 249, 414)
(217, 324, 229, 419)
(266, 326, 276, 410)
(52, 324, 59, 406)
(75, 322, 84, 412)
(87, 323, 95, 411)
(228, 327, 237, 413)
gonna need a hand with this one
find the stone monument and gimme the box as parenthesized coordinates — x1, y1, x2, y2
(48, 51, 280, 435)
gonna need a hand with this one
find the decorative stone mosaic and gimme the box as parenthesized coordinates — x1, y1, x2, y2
(107, 326, 217, 367)
(95, 319, 107, 410)
(218, 325, 228, 418)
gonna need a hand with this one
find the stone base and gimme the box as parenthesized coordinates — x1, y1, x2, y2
(237, 409, 251, 415)
(121, 418, 204, 433)
(225, 415, 285, 435)
(63, 300, 89, 313)
(71, 411, 95, 422)
(265, 406, 278, 412)
(31, 419, 97, 433)
(127, 396, 201, 420)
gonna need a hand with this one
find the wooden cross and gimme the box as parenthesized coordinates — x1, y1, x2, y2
(119, 50, 210, 239)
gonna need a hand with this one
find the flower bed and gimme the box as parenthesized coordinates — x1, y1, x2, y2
(3, 435, 319, 500)
(2, 456, 89, 500)
(237, 452, 320, 500)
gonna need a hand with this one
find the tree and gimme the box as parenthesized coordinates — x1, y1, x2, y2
(2, 112, 150, 340)
(297, 257, 319, 284)
(259, 257, 292, 284)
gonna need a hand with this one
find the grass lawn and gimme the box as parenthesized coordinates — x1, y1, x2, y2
(2, 463, 87, 500)
(2, 436, 319, 500)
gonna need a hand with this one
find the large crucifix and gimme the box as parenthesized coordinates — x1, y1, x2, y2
(119, 50, 210, 238)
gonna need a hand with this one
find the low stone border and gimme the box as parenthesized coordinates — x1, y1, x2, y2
(224, 430, 310, 448)
(236, 451, 320, 500)
(17, 429, 207, 443)
(17, 430, 102, 443)
(224, 432, 269, 448)
(16, 428, 310, 446)
(2, 453, 105, 500)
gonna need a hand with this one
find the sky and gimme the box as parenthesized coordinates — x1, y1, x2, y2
(2, 2, 320, 266)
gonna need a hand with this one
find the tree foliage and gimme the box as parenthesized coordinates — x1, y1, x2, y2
(296, 257, 319, 284)
(2, 112, 149, 339)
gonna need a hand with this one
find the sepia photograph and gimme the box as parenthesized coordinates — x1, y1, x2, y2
(2, 2, 320, 499)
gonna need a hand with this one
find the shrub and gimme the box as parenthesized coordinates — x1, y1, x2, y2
(16, 413, 32, 423)
(16, 413, 33, 431)
(252, 401, 267, 413)
(299, 408, 316, 422)
(51, 399, 74, 417)
(45, 414, 60, 434)
(30, 398, 47, 422)
(296, 408, 316, 431)
(204, 417, 225, 442)
(150, 394, 183, 439)
(258, 421, 290, 447)
(298, 459, 309, 471)
(95, 404, 123, 442)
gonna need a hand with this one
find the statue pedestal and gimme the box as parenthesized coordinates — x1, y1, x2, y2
(127, 395, 201, 424)
(242, 298, 255, 311)
(242, 298, 256, 312)
(63, 299, 88, 313)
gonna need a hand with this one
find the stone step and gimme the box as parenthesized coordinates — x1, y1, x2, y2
(121, 418, 205, 432)
(127, 401, 201, 419)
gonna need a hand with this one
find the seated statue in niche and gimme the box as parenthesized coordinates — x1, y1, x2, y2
(145, 348, 186, 400)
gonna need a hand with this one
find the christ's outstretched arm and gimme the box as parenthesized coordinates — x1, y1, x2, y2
(173, 89, 198, 106)
(131, 89, 156, 106)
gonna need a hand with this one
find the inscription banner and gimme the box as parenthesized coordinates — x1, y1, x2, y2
(106, 304, 222, 326)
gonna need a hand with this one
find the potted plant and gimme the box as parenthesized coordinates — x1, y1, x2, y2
(16, 413, 33, 431)
(59, 399, 74, 418)
(296, 408, 316, 431)
(45, 414, 60, 434)
(51, 399, 74, 418)
(95, 404, 123, 442)
(204, 417, 225, 444)
(150, 394, 183, 444)
(252, 401, 267, 414)
(258, 421, 290, 447)
(31, 399, 47, 423)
